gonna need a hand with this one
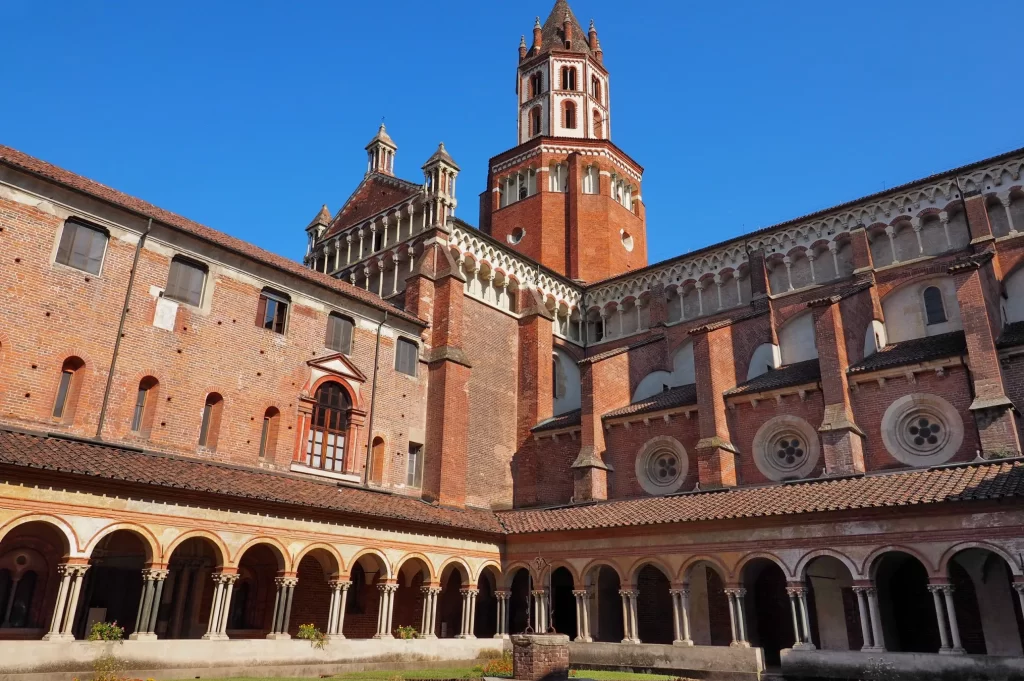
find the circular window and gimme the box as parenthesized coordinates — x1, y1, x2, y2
(621, 229, 634, 252)
(881, 394, 963, 467)
(635, 436, 688, 495)
(507, 227, 526, 245)
(752, 416, 821, 481)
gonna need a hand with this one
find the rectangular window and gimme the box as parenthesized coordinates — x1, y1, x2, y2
(52, 370, 74, 418)
(256, 290, 289, 334)
(326, 313, 354, 354)
(395, 337, 418, 376)
(55, 220, 107, 275)
(164, 257, 207, 306)
(131, 387, 148, 432)
(406, 443, 423, 488)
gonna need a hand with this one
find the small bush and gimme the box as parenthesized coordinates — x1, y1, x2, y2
(87, 621, 124, 643)
(395, 624, 418, 639)
(297, 623, 327, 650)
(478, 651, 513, 677)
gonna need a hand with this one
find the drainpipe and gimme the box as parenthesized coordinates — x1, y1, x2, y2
(363, 311, 388, 485)
(96, 219, 152, 439)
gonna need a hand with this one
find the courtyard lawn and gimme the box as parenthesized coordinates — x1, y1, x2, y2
(182, 669, 684, 681)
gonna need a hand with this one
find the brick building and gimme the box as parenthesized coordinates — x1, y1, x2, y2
(3, 1, 1024, 678)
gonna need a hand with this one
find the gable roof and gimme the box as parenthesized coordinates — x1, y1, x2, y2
(0, 145, 425, 327)
(322, 173, 421, 240)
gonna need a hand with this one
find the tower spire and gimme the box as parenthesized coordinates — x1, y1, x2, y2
(365, 123, 397, 176)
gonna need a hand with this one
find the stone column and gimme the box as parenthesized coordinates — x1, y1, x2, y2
(531, 589, 548, 633)
(786, 586, 815, 650)
(1014, 583, 1024, 625)
(202, 572, 233, 640)
(852, 587, 876, 651)
(928, 585, 952, 653)
(327, 580, 351, 639)
(669, 588, 692, 646)
(374, 583, 397, 638)
(44, 563, 88, 641)
(130, 568, 169, 640)
(458, 588, 479, 638)
(571, 589, 592, 642)
(724, 588, 749, 647)
(618, 589, 639, 643)
(494, 590, 511, 639)
(940, 585, 965, 654)
(865, 587, 885, 651)
(419, 585, 440, 638)
(268, 576, 297, 639)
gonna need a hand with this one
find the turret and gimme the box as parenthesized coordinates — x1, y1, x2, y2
(519, 34, 528, 61)
(365, 124, 397, 176)
(563, 9, 573, 47)
(589, 20, 602, 62)
(422, 143, 460, 227)
(532, 16, 542, 54)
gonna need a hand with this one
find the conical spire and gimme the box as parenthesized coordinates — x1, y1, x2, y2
(423, 142, 459, 171)
(533, 0, 592, 57)
(365, 123, 396, 150)
(307, 204, 332, 229)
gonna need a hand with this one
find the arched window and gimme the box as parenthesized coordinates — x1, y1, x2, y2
(583, 166, 599, 194)
(198, 392, 224, 451)
(590, 76, 601, 102)
(529, 72, 542, 98)
(258, 407, 280, 459)
(52, 356, 85, 421)
(306, 382, 351, 472)
(563, 101, 577, 130)
(369, 436, 386, 485)
(593, 110, 603, 139)
(923, 286, 947, 325)
(131, 376, 159, 435)
(529, 106, 542, 138)
(560, 66, 577, 91)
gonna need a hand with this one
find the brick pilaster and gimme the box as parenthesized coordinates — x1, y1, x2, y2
(566, 152, 582, 281)
(692, 325, 739, 487)
(404, 233, 471, 507)
(573, 351, 632, 502)
(516, 288, 555, 505)
(810, 298, 865, 475)
(950, 254, 1021, 456)
(848, 227, 874, 274)
(963, 193, 995, 244)
(647, 282, 669, 328)
(747, 248, 769, 301)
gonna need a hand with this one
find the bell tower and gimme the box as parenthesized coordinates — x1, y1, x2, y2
(480, 0, 646, 284)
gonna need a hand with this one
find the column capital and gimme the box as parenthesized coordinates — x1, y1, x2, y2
(851, 586, 876, 596)
(531, 589, 548, 597)
(927, 583, 954, 594)
(274, 576, 298, 588)
(460, 588, 480, 596)
(669, 588, 690, 597)
(328, 580, 352, 590)
(1013, 583, 1024, 595)
(494, 589, 511, 600)
(723, 587, 747, 597)
(617, 589, 638, 597)
(785, 585, 808, 597)
(212, 572, 239, 585)
(421, 585, 443, 595)
(142, 568, 170, 581)
(571, 589, 588, 597)
(57, 563, 90, 578)
(377, 583, 399, 594)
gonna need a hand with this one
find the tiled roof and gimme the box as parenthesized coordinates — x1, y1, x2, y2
(531, 409, 582, 433)
(848, 331, 966, 375)
(947, 251, 994, 273)
(805, 281, 874, 308)
(533, 0, 593, 57)
(424, 143, 459, 171)
(725, 359, 821, 397)
(307, 204, 332, 230)
(498, 460, 1024, 533)
(0, 146, 425, 327)
(603, 384, 698, 420)
(0, 429, 502, 534)
(322, 173, 421, 239)
(582, 335, 664, 365)
(998, 321, 1024, 349)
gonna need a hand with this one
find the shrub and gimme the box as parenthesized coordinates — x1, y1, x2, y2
(297, 623, 327, 650)
(396, 624, 418, 639)
(479, 651, 513, 677)
(87, 621, 124, 643)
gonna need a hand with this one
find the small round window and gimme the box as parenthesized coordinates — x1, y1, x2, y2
(621, 229, 634, 252)
(507, 227, 526, 245)
(752, 416, 821, 481)
(881, 394, 963, 467)
(635, 436, 688, 496)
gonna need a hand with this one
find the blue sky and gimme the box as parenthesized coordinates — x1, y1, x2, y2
(4, 1, 1023, 267)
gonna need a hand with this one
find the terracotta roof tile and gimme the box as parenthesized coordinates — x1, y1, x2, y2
(531, 409, 582, 433)
(582, 335, 664, 365)
(498, 461, 1024, 533)
(533, 0, 593, 58)
(0, 146, 425, 327)
(847, 331, 965, 374)
(0, 429, 501, 534)
(725, 359, 821, 397)
(603, 384, 697, 420)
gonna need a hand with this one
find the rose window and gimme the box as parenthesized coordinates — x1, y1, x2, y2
(881, 394, 963, 467)
(635, 437, 689, 495)
(647, 451, 680, 485)
(753, 416, 821, 481)
(774, 436, 806, 467)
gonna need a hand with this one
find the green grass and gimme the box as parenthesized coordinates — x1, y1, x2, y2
(185, 671, 682, 681)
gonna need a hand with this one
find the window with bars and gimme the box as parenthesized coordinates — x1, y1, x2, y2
(406, 442, 424, 488)
(395, 338, 419, 376)
(326, 313, 354, 354)
(164, 257, 207, 306)
(306, 383, 351, 472)
(55, 220, 107, 275)
(256, 288, 289, 334)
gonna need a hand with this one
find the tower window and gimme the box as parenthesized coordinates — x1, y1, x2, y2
(560, 66, 577, 91)
(563, 101, 577, 130)
(583, 166, 599, 195)
(56, 219, 107, 275)
(529, 106, 542, 137)
(529, 72, 542, 98)
(923, 286, 947, 325)
(549, 163, 568, 193)
(593, 109, 604, 139)
(591, 76, 602, 102)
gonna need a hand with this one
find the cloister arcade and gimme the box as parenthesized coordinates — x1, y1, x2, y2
(3, 516, 1024, 668)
